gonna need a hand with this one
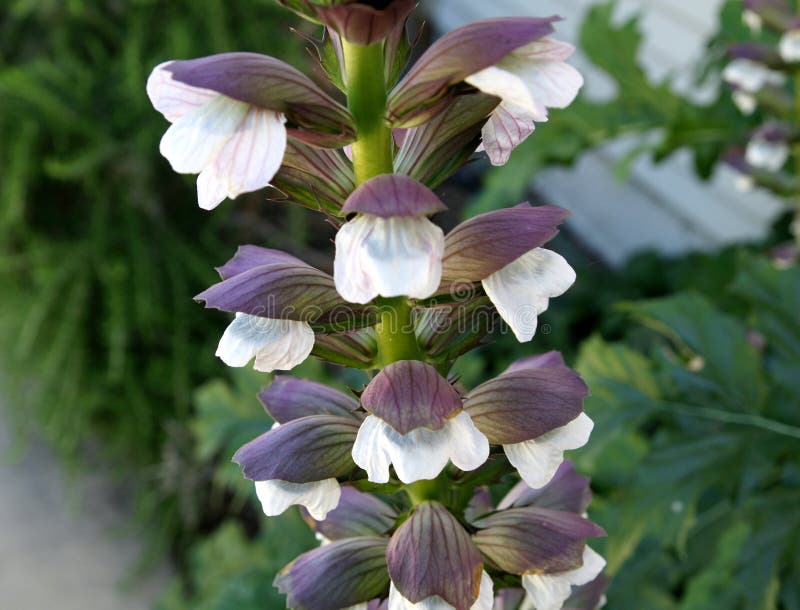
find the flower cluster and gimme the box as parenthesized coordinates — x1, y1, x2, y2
(147, 1, 604, 608)
(722, 0, 800, 200)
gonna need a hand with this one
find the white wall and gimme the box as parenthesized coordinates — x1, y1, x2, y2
(426, 0, 785, 265)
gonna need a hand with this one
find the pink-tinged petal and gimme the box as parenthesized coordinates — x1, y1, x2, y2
(196, 109, 287, 210)
(481, 102, 537, 166)
(514, 38, 577, 63)
(159, 95, 250, 174)
(467, 45, 583, 122)
(215, 313, 314, 372)
(521, 547, 606, 610)
(334, 215, 444, 304)
(504, 413, 594, 489)
(482, 248, 576, 342)
(254, 478, 341, 520)
(146, 61, 217, 122)
(389, 18, 558, 125)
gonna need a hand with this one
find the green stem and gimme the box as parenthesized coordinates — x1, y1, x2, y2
(342, 40, 394, 185)
(342, 40, 422, 366)
(342, 39, 427, 506)
(374, 296, 423, 365)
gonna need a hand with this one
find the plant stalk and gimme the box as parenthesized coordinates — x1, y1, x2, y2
(342, 40, 422, 365)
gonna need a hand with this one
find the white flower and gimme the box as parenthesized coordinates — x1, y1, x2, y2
(334, 214, 444, 304)
(504, 413, 594, 489)
(254, 478, 341, 520)
(746, 137, 789, 172)
(147, 63, 287, 210)
(482, 248, 576, 343)
(732, 90, 757, 115)
(742, 10, 763, 34)
(780, 29, 800, 62)
(521, 547, 606, 610)
(352, 412, 489, 484)
(722, 59, 785, 93)
(465, 39, 583, 165)
(216, 312, 314, 373)
(733, 172, 755, 193)
(388, 571, 494, 610)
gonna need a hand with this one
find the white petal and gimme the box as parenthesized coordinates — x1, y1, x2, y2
(215, 313, 314, 373)
(196, 109, 287, 210)
(334, 215, 444, 304)
(254, 478, 341, 520)
(521, 547, 606, 610)
(482, 248, 576, 342)
(352, 414, 488, 485)
(504, 413, 594, 488)
(780, 29, 800, 62)
(732, 91, 757, 116)
(352, 416, 450, 484)
(746, 138, 789, 172)
(446, 412, 490, 473)
(387, 572, 494, 610)
(467, 66, 547, 121)
(466, 40, 583, 122)
(351, 415, 395, 484)
(743, 10, 762, 34)
(482, 102, 537, 166)
(159, 95, 250, 174)
(722, 59, 784, 93)
(146, 61, 217, 122)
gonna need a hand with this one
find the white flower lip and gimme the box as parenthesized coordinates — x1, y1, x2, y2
(148, 63, 287, 210)
(723, 58, 785, 93)
(387, 570, 494, 610)
(746, 137, 790, 172)
(504, 413, 594, 489)
(334, 215, 445, 304)
(215, 312, 314, 373)
(465, 39, 583, 166)
(780, 29, 800, 63)
(482, 247, 576, 343)
(254, 478, 341, 521)
(352, 412, 489, 485)
(521, 546, 606, 610)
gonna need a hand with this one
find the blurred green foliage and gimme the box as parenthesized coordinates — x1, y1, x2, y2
(0, 0, 308, 557)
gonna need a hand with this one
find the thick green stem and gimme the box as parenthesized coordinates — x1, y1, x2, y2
(343, 40, 394, 184)
(343, 39, 426, 505)
(342, 40, 422, 365)
(374, 297, 423, 365)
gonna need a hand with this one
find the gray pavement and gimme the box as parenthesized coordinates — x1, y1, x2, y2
(0, 411, 169, 610)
